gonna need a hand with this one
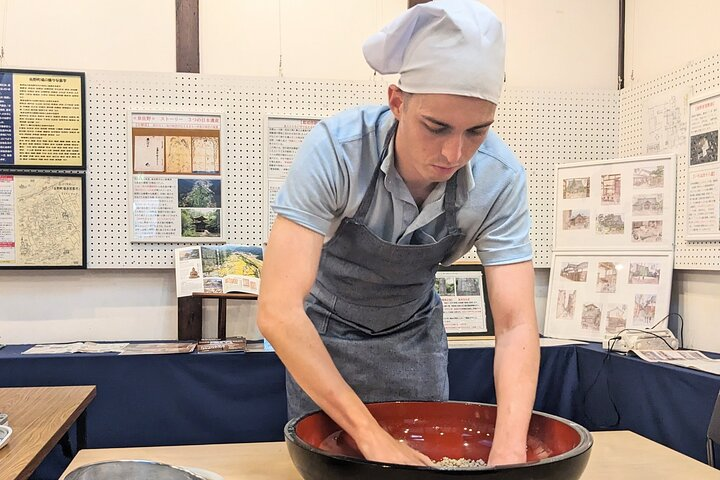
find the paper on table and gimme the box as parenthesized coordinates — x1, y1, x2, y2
(538, 338, 588, 347)
(631, 349, 720, 375)
(119, 342, 197, 355)
(448, 338, 495, 349)
(22, 342, 129, 354)
(448, 337, 588, 349)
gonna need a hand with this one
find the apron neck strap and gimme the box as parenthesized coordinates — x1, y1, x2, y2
(355, 120, 397, 219)
(443, 170, 460, 234)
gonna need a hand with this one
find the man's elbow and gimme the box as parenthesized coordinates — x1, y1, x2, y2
(256, 295, 277, 339)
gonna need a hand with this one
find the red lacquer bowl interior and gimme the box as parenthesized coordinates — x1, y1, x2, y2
(293, 401, 587, 464)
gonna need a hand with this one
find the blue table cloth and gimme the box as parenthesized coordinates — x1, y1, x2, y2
(1, 342, 717, 478)
(576, 343, 720, 463)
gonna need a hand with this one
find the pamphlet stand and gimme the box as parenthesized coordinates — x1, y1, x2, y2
(178, 293, 258, 341)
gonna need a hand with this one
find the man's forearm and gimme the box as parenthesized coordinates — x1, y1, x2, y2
(492, 321, 540, 456)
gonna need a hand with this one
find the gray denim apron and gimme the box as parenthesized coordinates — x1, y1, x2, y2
(286, 122, 465, 419)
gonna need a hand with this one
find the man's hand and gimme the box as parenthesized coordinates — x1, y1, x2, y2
(355, 425, 435, 467)
(487, 445, 527, 467)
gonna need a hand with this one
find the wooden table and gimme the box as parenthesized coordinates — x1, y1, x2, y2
(61, 431, 718, 479)
(0, 386, 96, 480)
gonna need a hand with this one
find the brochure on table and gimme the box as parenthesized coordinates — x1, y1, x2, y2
(174, 244, 263, 297)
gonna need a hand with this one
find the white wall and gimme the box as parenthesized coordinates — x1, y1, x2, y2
(18, 1, 720, 349)
(199, 0, 618, 90)
(624, 0, 720, 89)
(0, 0, 176, 72)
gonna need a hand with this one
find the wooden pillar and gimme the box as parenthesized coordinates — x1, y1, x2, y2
(178, 296, 203, 340)
(176, 0, 199, 73)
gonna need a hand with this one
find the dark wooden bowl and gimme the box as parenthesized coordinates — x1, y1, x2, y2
(285, 401, 592, 480)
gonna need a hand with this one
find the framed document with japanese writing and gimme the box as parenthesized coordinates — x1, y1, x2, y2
(686, 90, 720, 241)
(0, 69, 85, 169)
(0, 172, 86, 268)
(128, 111, 225, 243)
(435, 265, 494, 337)
(262, 115, 321, 242)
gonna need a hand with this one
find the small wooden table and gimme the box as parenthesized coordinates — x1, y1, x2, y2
(0, 386, 96, 480)
(178, 293, 258, 340)
(60, 431, 719, 479)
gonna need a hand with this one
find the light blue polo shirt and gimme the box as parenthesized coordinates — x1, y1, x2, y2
(272, 105, 532, 266)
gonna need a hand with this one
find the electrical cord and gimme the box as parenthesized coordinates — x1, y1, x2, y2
(582, 312, 684, 429)
(651, 312, 684, 349)
(581, 346, 621, 429)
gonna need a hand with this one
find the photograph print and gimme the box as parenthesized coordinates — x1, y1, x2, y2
(690, 130, 718, 166)
(180, 208, 221, 238)
(556, 290, 576, 320)
(596, 214, 624, 235)
(632, 194, 663, 216)
(631, 220, 663, 243)
(633, 294, 657, 327)
(633, 165, 664, 189)
(178, 179, 221, 208)
(562, 209, 590, 230)
(600, 173, 621, 205)
(596, 261, 617, 293)
(559, 262, 588, 282)
(581, 303, 602, 331)
(605, 304, 628, 333)
(562, 177, 590, 199)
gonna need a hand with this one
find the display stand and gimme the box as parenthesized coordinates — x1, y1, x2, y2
(177, 293, 257, 340)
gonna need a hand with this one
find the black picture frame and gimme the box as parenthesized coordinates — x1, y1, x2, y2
(0, 68, 86, 170)
(0, 171, 86, 269)
(436, 264, 494, 337)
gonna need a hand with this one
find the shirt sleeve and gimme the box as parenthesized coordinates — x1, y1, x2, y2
(272, 122, 348, 236)
(474, 166, 533, 265)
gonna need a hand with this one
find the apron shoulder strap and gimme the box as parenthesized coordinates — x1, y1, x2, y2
(354, 120, 398, 220)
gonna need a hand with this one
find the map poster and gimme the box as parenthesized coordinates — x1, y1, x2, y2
(128, 112, 225, 243)
(0, 69, 85, 169)
(0, 173, 85, 268)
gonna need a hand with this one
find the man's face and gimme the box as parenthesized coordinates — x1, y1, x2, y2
(389, 86, 497, 187)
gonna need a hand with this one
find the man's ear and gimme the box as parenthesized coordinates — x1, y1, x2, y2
(387, 84, 404, 119)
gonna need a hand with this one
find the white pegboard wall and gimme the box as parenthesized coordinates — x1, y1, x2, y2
(85, 72, 389, 268)
(494, 89, 619, 266)
(84, 71, 618, 268)
(619, 51, 720, 270)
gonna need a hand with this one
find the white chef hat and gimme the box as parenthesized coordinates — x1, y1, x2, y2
(363, 0, 505, 104)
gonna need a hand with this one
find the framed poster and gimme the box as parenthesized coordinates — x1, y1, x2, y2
(685, 90, 720, 240)
(435, 265, 494, 337)
(544, 251, 673, 343)
(0, 69, 85, 169)
(128, 111, 225, 243)
(554, 154, 676, 251)
(0, 172, 86, 268)
(262, 115, 320, 241)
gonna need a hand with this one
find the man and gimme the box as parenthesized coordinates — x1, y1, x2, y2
(258, 0, 539, 467)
